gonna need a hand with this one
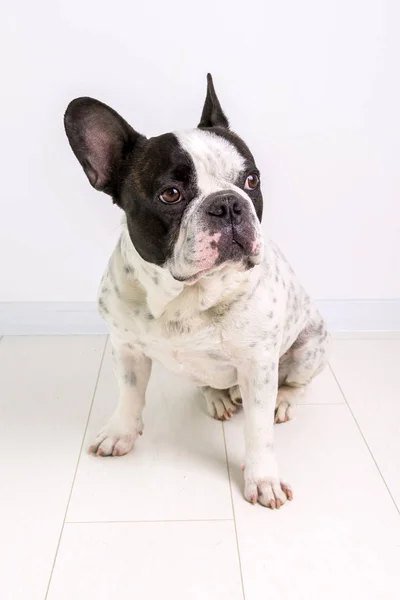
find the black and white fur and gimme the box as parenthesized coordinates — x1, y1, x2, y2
(64, 75, 330, 509)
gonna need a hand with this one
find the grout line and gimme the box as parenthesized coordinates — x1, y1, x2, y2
(44, 335, 109, 599)
(328, 363, 400, 515)
(65, 518, 234, 524)
(222, 423, 247, 600)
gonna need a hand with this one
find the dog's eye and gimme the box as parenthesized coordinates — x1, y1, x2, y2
(245, 173, 259, 191)
(159, 188, 182, 204)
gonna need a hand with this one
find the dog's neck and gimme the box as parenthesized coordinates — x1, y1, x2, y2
(119, 223, 258, 318)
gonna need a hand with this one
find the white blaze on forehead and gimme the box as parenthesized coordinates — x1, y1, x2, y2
(175, 129, 246, 195)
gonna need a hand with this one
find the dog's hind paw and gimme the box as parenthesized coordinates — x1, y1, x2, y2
(203, 387, 239, 421)
(274, 386, 297, 424)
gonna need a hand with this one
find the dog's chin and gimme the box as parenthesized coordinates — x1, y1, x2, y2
(171, 253, 261, 285)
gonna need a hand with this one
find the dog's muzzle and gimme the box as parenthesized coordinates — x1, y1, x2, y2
(203, 191, 261, 261)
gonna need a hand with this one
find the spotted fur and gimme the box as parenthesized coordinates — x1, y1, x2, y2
(95, 214, 330, 507)
(65, 75, 330, 508)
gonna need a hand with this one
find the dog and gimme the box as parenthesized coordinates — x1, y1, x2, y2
(64, 74, 330, 509)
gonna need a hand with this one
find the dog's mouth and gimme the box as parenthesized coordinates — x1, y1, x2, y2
(170, 224, 263, 284)
(172, 269, 213, 285)
(229, 236, 249, 260)
(172, 252, 260, 285)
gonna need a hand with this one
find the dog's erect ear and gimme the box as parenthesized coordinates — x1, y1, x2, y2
(64, 97, 144, 196)
(198, 73, 229, 129)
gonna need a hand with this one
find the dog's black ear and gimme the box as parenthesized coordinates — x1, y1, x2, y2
(198, 73, 229, 129)
(64, 97, 144, 196)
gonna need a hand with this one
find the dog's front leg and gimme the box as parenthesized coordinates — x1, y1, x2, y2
(89, 340, 152, 457)
(239, 360, 293, 509)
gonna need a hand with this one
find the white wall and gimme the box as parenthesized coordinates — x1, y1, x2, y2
(1, 0, 399, 303)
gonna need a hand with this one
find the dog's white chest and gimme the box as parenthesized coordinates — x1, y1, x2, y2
(147, 342, 237, 388)
(143, 331, 237, 388)
(111, 305, 238, 389)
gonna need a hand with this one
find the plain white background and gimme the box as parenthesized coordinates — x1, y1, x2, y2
(0, 0, 399, 303)
(1, 4, 400, 597)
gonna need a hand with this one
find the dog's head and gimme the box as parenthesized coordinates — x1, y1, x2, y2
(64, 74, 263, 283)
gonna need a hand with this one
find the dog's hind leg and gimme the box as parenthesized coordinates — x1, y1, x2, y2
(275, 316, 330, 424)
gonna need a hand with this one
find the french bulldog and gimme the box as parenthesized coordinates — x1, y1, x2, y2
(64, 74, 330, 509)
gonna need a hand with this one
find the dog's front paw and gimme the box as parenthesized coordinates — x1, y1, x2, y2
(243, 452, 293, 509)
(244, 476, 293, 509)
(89, 413, 143, 457)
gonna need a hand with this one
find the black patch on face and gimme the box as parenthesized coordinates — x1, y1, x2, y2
(122, 134, 198, 266)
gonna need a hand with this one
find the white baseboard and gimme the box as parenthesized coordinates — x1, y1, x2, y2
(0, 300, 399, 336)
(0, 302, 107, 335)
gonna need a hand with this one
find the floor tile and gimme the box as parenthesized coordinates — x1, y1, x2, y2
(0, 336, 106, 600)
(330, 339, 400, 509)
(224, 404, 400, 599)
(47, 521, 243, 600)
(236, 545, 400, 600)
(67, 344, 232, 522)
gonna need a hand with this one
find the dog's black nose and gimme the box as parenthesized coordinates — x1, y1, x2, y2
(206, 194, 244, 223)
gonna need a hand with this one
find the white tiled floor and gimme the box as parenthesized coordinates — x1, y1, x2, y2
(1, 335, 399, 600)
